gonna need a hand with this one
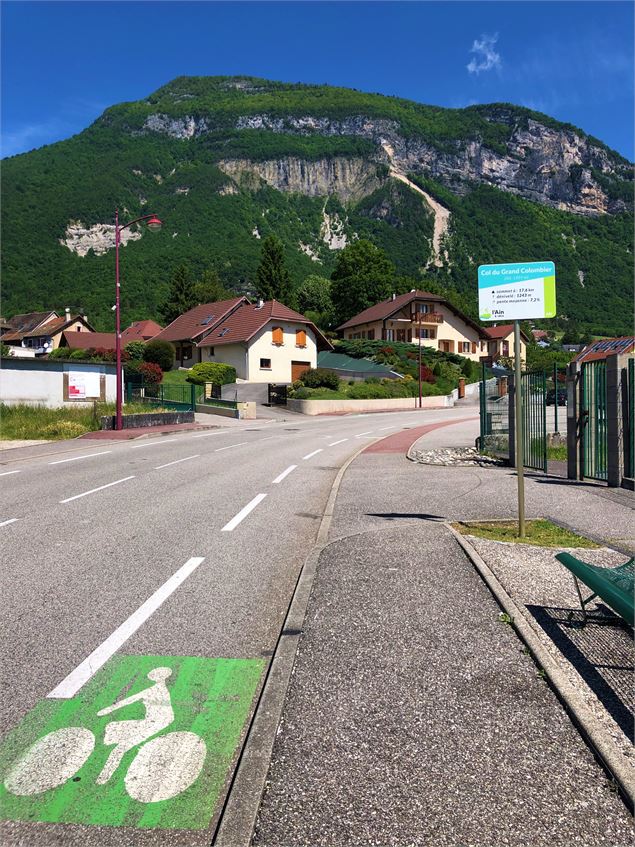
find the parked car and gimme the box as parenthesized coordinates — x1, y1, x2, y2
(546, 388, 567, 406)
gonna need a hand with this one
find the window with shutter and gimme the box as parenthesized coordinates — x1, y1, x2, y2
(472, 341, 477, 354)
(296, 329, 307, 347)
(272, 326, 284, 345)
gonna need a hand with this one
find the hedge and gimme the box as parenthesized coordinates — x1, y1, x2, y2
(185, 362, 237, 386)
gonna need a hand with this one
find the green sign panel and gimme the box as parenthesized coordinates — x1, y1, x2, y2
(478, 261, 556, 320)
(0, 654, 264, 830)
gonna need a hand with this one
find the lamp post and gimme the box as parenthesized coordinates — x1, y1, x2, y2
(115, 210, 162, 430)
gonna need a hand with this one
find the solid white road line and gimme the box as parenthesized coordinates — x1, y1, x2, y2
(155, 454, 200, 470)
(60, 476, 135, 504)
(302, 449, 323, 460)
(49, 451, 111, 465)
(221, 493, 267, 531)
(0, 518, 19, 527)
(0, 470, 21, 477)
(130, 439, 173, 449)
(328, 439, 348, 446)
(215, 442, 249, 452)
(48, 556, 206, 699)
(355, 431, 373, 437)
(272, 465, 297, 484)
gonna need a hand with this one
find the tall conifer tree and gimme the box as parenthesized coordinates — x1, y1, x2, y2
(255, 236, 294, 307)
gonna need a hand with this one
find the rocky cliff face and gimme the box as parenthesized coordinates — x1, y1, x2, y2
(142, 112, 632, 217)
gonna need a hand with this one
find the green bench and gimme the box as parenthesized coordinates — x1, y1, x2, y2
(555, 552, 634, 628)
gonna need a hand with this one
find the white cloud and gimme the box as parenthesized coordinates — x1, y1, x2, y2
(467, 33, 501, 75)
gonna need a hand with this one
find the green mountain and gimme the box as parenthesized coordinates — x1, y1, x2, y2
(2, 76, 633, 334)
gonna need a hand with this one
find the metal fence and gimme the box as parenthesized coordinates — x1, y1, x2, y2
(580, 359, 608, 481)
(126, 382, 201, 411)
(521, 370, 547, 472)
(628, 358, 635, 479)
(479, 367, 508, 452)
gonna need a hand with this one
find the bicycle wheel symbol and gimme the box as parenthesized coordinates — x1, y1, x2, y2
(4, 667, 207, 803)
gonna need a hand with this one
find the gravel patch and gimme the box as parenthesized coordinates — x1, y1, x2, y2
(466, 535, 634, 769)
(409, 446, 504, 466)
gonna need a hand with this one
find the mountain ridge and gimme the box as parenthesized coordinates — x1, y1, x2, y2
(2, 76, 632, 334)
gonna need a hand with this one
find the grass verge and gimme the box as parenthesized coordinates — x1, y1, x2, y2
(0, 402, 164, 441)
(453, 519, 599, 548)
(547, 444, 567, 462)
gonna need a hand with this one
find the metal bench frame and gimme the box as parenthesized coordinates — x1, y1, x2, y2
(555, 553, 635, 628)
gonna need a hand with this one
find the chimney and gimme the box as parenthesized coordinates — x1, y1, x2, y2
(82, 315, 88, 322)
(410, 289, 416, 293)
(65, 307, 71, 321)
(391, 293, 396, 301)
(256, 299, 264, 309)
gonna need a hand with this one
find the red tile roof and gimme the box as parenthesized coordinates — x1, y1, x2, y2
(337, 290, 444, 330)
(484, 324, 514, 339)
(153, 298, 248, 343)
(197, 300, 332, 350)
(61, 331, 117, 350)
(121, 319, 163, 341)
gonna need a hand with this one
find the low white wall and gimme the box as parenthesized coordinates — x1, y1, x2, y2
(287, 395, 453, 415)
(0, 360, 117, 407)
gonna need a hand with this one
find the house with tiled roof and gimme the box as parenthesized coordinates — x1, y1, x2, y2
(3, 309, 95, 356)
(153, 297, 332, 382)
(337, 290, 489, 361)
(121, 319, 163, 342)
(483, 324, 528, 364)
(574, 336, 635, 365)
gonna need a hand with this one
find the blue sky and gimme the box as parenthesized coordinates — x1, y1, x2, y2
(2, 1, 633, 159)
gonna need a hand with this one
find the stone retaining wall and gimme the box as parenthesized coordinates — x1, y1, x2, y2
(100, 411, 195, 430)
(286, 395, 453, 415)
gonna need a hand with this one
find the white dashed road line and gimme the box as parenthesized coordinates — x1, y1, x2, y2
(60, 476, 135, 504)
(215, 442, 249, 452)
(355, 431, 373, 437)
(302, 449, 323, 460)
(49, 451, 112, 465)
(272, 465, 297, 484)
(48, 556, 206, 699)
(155, 454, 200, 470)
(328, 439, 348, 446)
(0, 470, 21, 477)
(190, 431, 230, 438)
(0, 518, 19, 527)
(130, 439, 174, 450)
(378, 425, 398, 431)
(222, 493, 267, 532)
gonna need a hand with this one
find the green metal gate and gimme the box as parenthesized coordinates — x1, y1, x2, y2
(126, 382, 201, 411)
(521, 370, 547, 471)
(628, 358, 635, 479)
(580, 360, 608, 481)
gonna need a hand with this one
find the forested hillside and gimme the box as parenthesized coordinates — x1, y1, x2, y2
(2, 76, 632, 333)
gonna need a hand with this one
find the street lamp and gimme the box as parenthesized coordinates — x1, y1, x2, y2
(114, 209, 162, 430)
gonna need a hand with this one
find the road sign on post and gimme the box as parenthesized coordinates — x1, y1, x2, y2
(478, 261, 556, 538)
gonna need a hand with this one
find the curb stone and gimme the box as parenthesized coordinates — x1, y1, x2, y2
(447, 523, 634, 811)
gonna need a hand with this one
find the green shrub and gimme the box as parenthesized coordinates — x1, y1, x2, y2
(69, 348, 89, 360)
(364, 376, 381, 384)
(185, 362, 237, 386)
(300, 368, 340, 390)
(125, 341, 146, 360)
(143, 339, 175, 372)
(47, 347, 68, 359)
(292, 387, 311, 399)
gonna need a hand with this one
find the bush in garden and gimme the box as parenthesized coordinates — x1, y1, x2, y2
(138, 362, 163, 385)
(47, 347, 68, 359)
(185, 362, 236, 386)
(123, 359, 144, 382)
(69, 348, 90, 360)
(299, 368, 340, 390)
(291, 387, 311, 399)
(125, 341, 146, 360)
(420, 365, 436, 384)
(364, 376, 381, 384)
(143, 339, 175, 372)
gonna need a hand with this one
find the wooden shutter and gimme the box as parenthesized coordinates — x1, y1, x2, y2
(472, 341, 477, 354)
(296, 329, 306, 347)
(272, 326, 283, 345)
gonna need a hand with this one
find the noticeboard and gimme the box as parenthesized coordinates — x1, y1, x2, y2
(478, 261, 556, 321)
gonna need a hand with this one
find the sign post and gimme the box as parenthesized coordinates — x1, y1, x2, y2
(478, 261, 556, 538)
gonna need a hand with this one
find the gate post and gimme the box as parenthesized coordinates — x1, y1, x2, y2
(508, 373, 516, 467)
(566, 362, 581, 480)
(606, 355, 624, 488)
(191, 383, 197, 412)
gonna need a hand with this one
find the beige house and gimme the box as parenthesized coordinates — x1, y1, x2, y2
(3, 309, 94, 356)
(483, 324, 528, 364)
(153, 298, 331, 382)
(337, 290, 487, 362)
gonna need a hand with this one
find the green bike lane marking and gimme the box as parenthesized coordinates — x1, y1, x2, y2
(0, 654, 264, 830)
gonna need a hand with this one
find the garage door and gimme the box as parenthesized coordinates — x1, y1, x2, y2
(291, 360, 311, 382)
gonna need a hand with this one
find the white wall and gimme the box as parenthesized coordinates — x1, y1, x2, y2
(198, 321, 318, 383)
(0, 360, 117, 407)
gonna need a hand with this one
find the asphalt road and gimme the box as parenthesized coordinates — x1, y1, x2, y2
(0, 407, 476, 845)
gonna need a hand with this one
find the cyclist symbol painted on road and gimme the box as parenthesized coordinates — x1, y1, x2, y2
(0, 654, 264, 830)
(5, 666, 207, 804)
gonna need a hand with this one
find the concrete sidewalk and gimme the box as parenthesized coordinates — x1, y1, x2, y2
(252, 423, 634, 846)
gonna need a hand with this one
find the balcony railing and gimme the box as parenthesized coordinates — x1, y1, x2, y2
(411, 312, 444, 324)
